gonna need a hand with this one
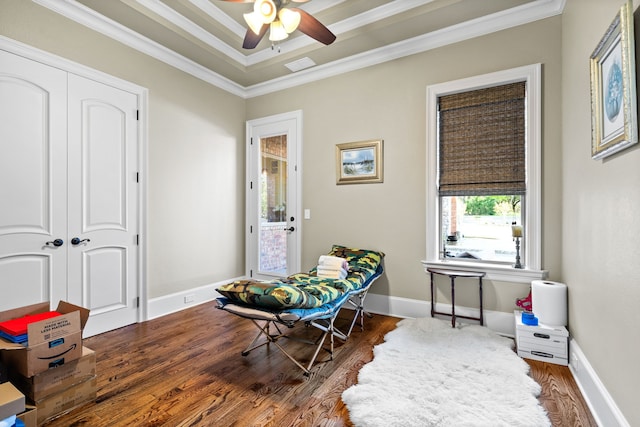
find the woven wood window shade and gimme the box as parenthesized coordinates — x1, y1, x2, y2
(438, 81, 526, 196)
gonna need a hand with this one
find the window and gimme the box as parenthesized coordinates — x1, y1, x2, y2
(425, 64, 546, 282)
(439, 82, 525, 263)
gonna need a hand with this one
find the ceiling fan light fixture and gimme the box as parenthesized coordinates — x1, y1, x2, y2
(230, 0, 334, 49)
(254, 0, 277, 24)
(269, 20, 289, 42)
(278, 8, 300, 34)
(243, 12, 264, 36)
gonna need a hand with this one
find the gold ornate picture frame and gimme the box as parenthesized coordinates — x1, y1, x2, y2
(590, 0, 637, 160)
(336, 140, 383, 184)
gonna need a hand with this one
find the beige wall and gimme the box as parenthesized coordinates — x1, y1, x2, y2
(0, 0, 247, 299)
(247, 16, 563, 312)
(562, 1, 640, 425)
(3, 0, 638, 423)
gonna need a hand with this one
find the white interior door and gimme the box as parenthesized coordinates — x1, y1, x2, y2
(247, 111, 302, 279)
(0, 50, 68, 310)
(0, 48, 140, 337)
(67, 74, 139, 337)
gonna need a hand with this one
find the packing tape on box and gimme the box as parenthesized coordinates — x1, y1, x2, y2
(532, 280, 567, 326)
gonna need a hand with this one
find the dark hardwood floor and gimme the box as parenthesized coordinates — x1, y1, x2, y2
(43, 302, 596, 426)
(526, 359, 596, 427)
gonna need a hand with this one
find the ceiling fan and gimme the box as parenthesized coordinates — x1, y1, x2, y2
(221, 0, 336, 49)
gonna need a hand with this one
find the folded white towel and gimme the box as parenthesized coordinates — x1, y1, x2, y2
(316, 265, 342, 272)
(318, 255, 348, 271)
(317, 266, 347, 279)
(317, 271, 347, 279)
(317, 266, 346, 274)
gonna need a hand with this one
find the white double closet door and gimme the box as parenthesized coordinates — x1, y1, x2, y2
(0, 49, 140, 337)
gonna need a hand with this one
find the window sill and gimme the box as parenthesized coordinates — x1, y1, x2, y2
(420, 260, 548, 283)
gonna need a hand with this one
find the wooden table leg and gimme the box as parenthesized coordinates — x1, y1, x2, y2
(479, 276, 484, 326)
(430, 272, 435, 318)
(450, 276, 456, 328)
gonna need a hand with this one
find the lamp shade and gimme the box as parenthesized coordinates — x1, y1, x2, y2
(269, 20, 289, 41)
(255, 0, 276, 24)
(243, 12, 264, 35)
(278, 8, 301, 33)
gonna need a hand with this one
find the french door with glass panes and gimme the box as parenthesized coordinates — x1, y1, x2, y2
(246, 111, 301, 279)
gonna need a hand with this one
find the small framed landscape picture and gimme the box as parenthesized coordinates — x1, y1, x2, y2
(336, 139, 383, 184)
(590, 0, 637, 160)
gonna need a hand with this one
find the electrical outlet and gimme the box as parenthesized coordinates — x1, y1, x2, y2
(184, 294, 195, 304)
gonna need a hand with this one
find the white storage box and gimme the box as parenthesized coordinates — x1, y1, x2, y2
(514, 310, 569, 366)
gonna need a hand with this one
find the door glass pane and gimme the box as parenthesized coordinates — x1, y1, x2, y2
(259, 135, 287, 275)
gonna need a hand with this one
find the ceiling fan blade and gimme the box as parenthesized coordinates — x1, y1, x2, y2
(219, 1, 254, 3)
(242, 24, 268, 49)
(292, 8, 336, 45)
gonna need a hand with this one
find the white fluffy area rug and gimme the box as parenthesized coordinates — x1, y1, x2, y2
(342, 317, 550, 427)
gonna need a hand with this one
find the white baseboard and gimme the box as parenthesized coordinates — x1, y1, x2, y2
(146, 276, 242, 320)
(569, 339, 630, 427)
(146, 284, 514, 333)
(364, 292, 516, 336)
(147, 287, 628, 426)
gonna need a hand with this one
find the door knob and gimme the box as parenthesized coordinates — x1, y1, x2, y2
(45, 239, 64, 247)
(71, 237, 91, 245)
(284, 226, 295, 232)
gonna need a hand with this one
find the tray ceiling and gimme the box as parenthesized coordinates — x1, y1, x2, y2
(35, 0, 565, 97)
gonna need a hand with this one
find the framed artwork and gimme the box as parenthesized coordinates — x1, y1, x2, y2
(590, 0, 637, 160)
(336, 139, 383, 184)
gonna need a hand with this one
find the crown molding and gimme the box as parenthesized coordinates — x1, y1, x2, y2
(245, 0, 566, 97)
(135, 0, 247, 65)
(116, 0, 434, 69)
(33, 0, 565, 99)
(245, 0, 436, 65)
(188, 0, 248, 39)
(33, 0, 247, 97)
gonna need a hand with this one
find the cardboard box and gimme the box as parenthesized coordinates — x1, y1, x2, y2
(36, 376, 97, 426)
(0, 302, 90, 377)
(11, 346, 96, 402)
(0, 381, 25, 420)
(17, 405, 37, 427)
